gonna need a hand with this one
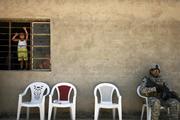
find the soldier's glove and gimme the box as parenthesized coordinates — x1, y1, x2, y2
(154, 86, 161, 93)
(151, 87, 157, 92)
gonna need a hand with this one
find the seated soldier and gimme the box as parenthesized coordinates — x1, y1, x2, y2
(139, 64, 179, 120)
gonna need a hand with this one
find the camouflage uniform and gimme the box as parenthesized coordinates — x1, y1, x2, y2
(139, 65, 179, 120)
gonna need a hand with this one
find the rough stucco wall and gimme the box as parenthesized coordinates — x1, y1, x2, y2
(0, 0, 180, 117)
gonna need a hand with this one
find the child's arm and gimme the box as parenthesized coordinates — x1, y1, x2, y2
(23, 27, 28, 41)
(12, 33, 19, 42)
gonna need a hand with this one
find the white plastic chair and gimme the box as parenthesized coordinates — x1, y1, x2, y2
(94, 83, 122, 120)
(48, 82, 77, 120)
(17, 82, 50, 120)
(137, 85, 169, 120)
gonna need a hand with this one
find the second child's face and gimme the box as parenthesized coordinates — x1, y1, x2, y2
(19, 33, 25, 40)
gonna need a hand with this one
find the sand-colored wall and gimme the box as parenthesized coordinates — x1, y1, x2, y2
(0, 0, 180, 117)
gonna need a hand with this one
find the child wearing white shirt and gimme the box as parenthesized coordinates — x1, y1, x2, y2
(12, 27, 28, 69)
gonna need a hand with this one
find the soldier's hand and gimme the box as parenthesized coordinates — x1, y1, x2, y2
(151, 87, 156, 92)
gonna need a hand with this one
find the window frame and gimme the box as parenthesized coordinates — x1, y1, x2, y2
(0, 18, 51, 71)
(32, 22, 51, 71)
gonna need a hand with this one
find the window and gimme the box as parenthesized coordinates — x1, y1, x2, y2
(0, 19, 51, 71)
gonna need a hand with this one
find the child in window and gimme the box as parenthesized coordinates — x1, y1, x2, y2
(12, 27, 28, 69)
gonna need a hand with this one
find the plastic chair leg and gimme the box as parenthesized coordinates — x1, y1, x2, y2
(26, 107, 29, 120)
(70, 106, 76, 120)
(53, 107, 57, 120)
(147, 107, 151, 120)
(48, 106, 53, 120)
(118, 107, 122, 120)
(141, 105, 145, 120)
(94, 107, 99, 120)
(167, 107, 170, 114)
(40, 106, 45, 120)
(113, 108, 116, 120)
(17, 105, 21, 120)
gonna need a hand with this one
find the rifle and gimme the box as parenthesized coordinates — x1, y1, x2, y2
(145, 77, 180, 101)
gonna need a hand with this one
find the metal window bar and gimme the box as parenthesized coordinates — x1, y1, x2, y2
(31, 22, 34, 70)
(9, 21, 11, 70)
(32, 22, 50, 70)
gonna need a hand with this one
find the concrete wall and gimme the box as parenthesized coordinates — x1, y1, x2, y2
(0, 0, 180, 117)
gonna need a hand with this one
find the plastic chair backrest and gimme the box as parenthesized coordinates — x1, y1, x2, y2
(94, 83, 119, 103)
(27, 82, 50, 102)
(55, 83, 77, 102)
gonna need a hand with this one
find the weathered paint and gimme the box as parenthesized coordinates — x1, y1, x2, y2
(0, 0, 180, 117)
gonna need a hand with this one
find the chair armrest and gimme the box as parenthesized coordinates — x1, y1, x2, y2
(20, 92, 27, 97)
(44, 93, 49, 97)
(137, 86, 148, 99)
(18, 87, 29, 103)
(20, 87, 30, 96)
(141, 95, 147, 99)
(72, 96, 76, 103)
(44, 87, 50, 96)
(138, 91, 149, 103)
(18, 92, 26, 100)
(18, 94, 23, 104)
(115, 88, 122, 104)
(19, 93, 24, 97)
(117, 93, 121, 98)
(41, 95, 47, 104)
(137, 86, 149, 104)
(49, 95, 52, 103)
(48, 86, 56, 103)
(94, 88, 98, 104)
(94, 96, 98, 104)
(118, 95, 122, 103)
(49, 87, 56, 96)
